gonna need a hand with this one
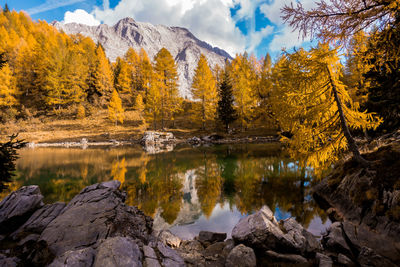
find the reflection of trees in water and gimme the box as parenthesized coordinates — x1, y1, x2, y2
(111, 157, 127, 186)
(195, 152, 222, 218)
(124, 153, 183, 224)
(5, 145, 329, 227)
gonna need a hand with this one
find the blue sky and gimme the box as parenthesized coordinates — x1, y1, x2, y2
(3, 0, 314, 58)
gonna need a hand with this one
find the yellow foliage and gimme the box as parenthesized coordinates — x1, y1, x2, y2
(271, 44, 382, 175)
(0, 63, 18, 107)
(191, 54, 218, 130)
(108, 89, 125, 125)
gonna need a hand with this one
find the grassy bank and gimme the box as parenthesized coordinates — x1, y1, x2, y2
(0, 108, 278, 143)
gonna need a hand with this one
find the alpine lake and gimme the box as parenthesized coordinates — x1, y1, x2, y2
(2, 143, 331, 240)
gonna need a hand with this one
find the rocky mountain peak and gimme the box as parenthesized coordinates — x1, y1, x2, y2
(53, 17, 232, 98)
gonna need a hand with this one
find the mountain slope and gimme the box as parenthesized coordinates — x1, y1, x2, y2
(53, 17, 232, 98)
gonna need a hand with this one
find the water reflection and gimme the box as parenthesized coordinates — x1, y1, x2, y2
(2, 144, 331, 239)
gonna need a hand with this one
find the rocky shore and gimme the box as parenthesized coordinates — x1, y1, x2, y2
(1, 176, 398, 266)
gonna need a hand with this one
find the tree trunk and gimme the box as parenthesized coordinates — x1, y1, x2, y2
(326, 65, 369, 166)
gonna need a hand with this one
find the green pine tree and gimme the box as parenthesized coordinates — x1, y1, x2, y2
(217, 71, 237, 133)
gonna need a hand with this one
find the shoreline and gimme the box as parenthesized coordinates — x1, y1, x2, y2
(23, 135, 280, 149)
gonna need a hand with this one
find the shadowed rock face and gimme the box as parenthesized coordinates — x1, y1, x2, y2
(0, 181, 185, 267)
(39, 180, 152, 257)
(52, 17, 232, 99)
(0, 185, 44, 235)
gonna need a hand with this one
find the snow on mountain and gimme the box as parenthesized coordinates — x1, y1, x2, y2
(53, 17, 232, 99)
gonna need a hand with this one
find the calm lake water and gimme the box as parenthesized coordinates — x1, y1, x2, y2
(3, 143, 331, 239)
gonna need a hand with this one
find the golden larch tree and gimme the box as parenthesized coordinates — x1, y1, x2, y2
(229, 54, 258, 130)
(191, 54, 218, 130)
(152, 48, 180, 129)
(271, 44, 382, 173)
(108, 89, 125, 125)
(0, 63, 18, 107)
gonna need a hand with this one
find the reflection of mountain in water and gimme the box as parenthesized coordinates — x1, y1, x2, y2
(153, 169, 202, 232)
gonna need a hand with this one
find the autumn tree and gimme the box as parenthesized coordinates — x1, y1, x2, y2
(139, 48, 153, 100)
(282, 0, 400, 134)
(217, 71, 237, 133)
(108, 89, 124, 125)
(191, 54, 218, 130)
(150, 48, 180, 129)
(229, 53, 258, 130)
(0, 63, 18, 108)
(256, 53, 275, 123)
(272, 44, 382, 171)
(87, 45, 114, 105)
(282, 0, 399, 46)
(343, 31, 370, 106)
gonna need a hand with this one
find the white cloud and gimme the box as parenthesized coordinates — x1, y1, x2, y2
(248, 25, 274, 53)
(63, 9, 100, 26)
(269, 27, 309, 52)
(260, 0, 317, 52)
(26, 0, 86, 15)
(91, 0, 246, 55)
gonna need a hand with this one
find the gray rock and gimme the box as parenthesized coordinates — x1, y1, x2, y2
(225, 244, 256, 267)
(232, 206, 307, 254)
(338, 253, 355, 266)
(322, 222, 352, 255)
(265, 250, 308, 264)
(341, 220, 400, 263)
(315, 253, 333, 267)
(39, 181, 152, 257)
(179, 240, 204, 253)
(198, 231, 227, 244)
(280, 217, 321, 254)
(204, 242, 225, 257)
(0, 254, 20, 267)
(49, 247, 95, 267)
(222, 239, 235, 257)
(157, 241, 185, 267)
(94, 236, 142, 267)
(17, 233, 40, 246)
(158, 230, 181, 248)
(357, 246, 398, 267)
(12, 202, 66, 240)
(0, 185, 44, 234)
(143, 245, 157, 259)
(144, 257, 162, 267)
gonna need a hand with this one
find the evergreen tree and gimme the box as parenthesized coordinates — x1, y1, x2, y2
(191, 54, 218, 130)
(108, 89, 124, 125)
(217, 71, 237, 133)
(4, 3, 9, 13)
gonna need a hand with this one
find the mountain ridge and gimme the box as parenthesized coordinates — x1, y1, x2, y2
(52, 17, 232, 98)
